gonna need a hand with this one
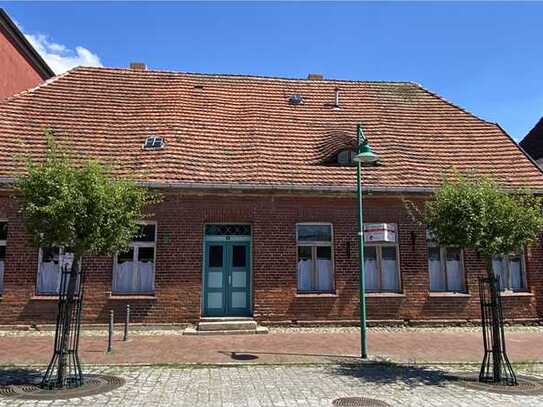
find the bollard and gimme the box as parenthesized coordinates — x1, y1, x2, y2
(107, 310, 113, 353)
(123, 304, 130, 342)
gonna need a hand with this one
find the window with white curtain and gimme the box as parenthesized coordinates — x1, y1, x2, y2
(296, 224, 334, 292)
(0, 222, 6, 293)
(492, 253, 526, 291)
(37, 247, 75, 295)
(364, 244, 400, 292)
(113, 223, 156, 294)
(427, 232, 465, 292)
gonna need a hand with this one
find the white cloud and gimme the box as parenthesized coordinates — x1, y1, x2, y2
(24, 32, 102, 74)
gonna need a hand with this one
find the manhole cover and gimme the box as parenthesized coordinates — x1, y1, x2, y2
(0, 374, 125, 400)
(332, 397, 390, 407)
(450, 373, 543, 396)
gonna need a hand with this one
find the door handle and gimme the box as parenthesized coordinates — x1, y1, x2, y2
(228, 275, 232, 285)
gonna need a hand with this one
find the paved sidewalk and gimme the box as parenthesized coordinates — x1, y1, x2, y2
(1, 364, 542, 406)
(0, 327, 541, 366)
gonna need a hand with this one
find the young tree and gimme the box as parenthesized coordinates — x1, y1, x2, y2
(420, 172, 543, 384)
(17, 131, 158, 388)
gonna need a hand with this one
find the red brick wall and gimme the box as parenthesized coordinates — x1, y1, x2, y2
(0, 191, 541, 325)
(0, 27, 46, 100)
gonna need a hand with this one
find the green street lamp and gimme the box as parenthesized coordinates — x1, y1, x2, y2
(353, 123, 380, 359)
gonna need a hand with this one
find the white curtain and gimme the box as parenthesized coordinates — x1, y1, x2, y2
(38, 261, 60, 294)
(364, 248, 379, 290)
(381, 247, 398, 291)
(297, 259, 312, 291)
(138, 261, 154, 292)
(316, 259, 333, 291)
(445, 248, 464, 291)
(0, 261, 4, 293)
(114, 261, 134, 293)
(114, 249, 154, 294)
(509, 257, 523, 290)
(428, 247, 445, 291)
(492, 256, 507, 289)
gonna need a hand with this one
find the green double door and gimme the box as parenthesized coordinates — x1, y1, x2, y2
(203, 240, 251, 317)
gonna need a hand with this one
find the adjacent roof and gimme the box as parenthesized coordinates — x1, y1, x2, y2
(0, 66, 542, 192)
(0, 9, 54, 80)
(519, 117, 543, 162)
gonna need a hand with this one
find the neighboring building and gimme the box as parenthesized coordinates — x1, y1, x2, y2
(0, 66, 542, 326)
(520, 117, 543, 167)
(0, 8, 54, 100)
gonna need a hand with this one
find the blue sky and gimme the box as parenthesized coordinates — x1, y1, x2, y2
(2, 1, 542, 141)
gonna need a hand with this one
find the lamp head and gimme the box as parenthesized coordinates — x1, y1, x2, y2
(353, 143, 379, 164)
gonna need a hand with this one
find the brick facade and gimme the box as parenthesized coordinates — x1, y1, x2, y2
(0, 190, 541, 325)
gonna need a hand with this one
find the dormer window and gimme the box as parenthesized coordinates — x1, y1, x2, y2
(337, 149, 355, 165)
(143, 136, 165, 150)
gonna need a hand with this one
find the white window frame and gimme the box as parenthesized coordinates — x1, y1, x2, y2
(112, 221, 157, 294)
(492, 252, 528, 293)
(0, 220, 6, 294)
(36, 246, 73, 295)
(296, 223, 335, 293)
(364, 241, 401, 292)
(427, 243, 465, 293)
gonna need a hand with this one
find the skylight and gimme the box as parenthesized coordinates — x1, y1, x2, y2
(143, 136, 165, 150)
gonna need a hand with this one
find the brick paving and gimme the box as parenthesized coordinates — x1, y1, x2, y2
(0, 327, 541, 365)
(1, 364, 543, 406)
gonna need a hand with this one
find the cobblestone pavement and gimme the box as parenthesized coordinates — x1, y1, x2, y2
(0, 325, 541, 337)
(0, 363, 542, 407)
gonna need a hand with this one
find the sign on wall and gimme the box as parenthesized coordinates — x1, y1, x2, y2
(363, 223, 397, 243)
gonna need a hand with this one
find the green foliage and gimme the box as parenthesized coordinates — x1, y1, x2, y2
(17, 131, 159, 256)
(423, 172, 543, 258)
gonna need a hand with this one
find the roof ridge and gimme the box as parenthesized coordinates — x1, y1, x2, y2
(409, 81, 494, 125)
(73, 66, 414, 84)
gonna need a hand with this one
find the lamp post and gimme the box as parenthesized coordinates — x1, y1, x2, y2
(353, 123, 380, 359)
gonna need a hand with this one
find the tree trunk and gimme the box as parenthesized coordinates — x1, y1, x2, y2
(42, 253, 85, 389)
(486, 259, 502, 383)
(478, 257, 517, 385)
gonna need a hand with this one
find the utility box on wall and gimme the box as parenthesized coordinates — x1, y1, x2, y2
(363, 223, 397, 243)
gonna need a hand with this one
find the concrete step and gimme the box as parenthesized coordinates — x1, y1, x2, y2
(198, 320, 257, 332)
(199, 317, 254, 322)
(184, 326, 268, 336)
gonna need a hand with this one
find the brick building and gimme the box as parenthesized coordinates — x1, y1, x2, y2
(0, 9, 54, 101)
(0, 66, 542, 326)
(520, 117, 543, 168)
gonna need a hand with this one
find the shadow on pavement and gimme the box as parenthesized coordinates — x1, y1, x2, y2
(0, 367, 43, 385)
(329, 360, 456, 388)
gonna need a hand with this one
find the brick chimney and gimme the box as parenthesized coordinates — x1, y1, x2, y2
(307, 73, 324, 80)
(129, 62, 146, 71)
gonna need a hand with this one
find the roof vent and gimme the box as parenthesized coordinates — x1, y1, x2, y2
(288, 95, 304, 105)
(130, 62, 146, 71)
(143, 136, 165, 149)
(307, 73, 324, 80)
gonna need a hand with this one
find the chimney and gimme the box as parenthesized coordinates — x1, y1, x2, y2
(307, 73, 324, 80)
(129, 62, 146, 71)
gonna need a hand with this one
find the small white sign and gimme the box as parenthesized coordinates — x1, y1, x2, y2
(364, 223, 397, 243)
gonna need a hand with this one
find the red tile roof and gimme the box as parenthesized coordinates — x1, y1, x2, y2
(1, 66, 542, 192)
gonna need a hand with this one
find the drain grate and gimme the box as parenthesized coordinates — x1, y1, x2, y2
(0, 374, 125, 400)
(333, 397, 390, 407)
(450, 373, 543, 396)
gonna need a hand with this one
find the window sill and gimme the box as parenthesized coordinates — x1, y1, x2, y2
(295, 292, 337, 298)
(30, 295, 59, 301)
(365, 292, 405, 298)
(499, 291, 534, 297)
(109, 294, 156, 300)
(428, 292, 470, 298)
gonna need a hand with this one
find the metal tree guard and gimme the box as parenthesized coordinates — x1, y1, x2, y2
(41, 259, 86, 389)
(478, 274, 517, 385)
